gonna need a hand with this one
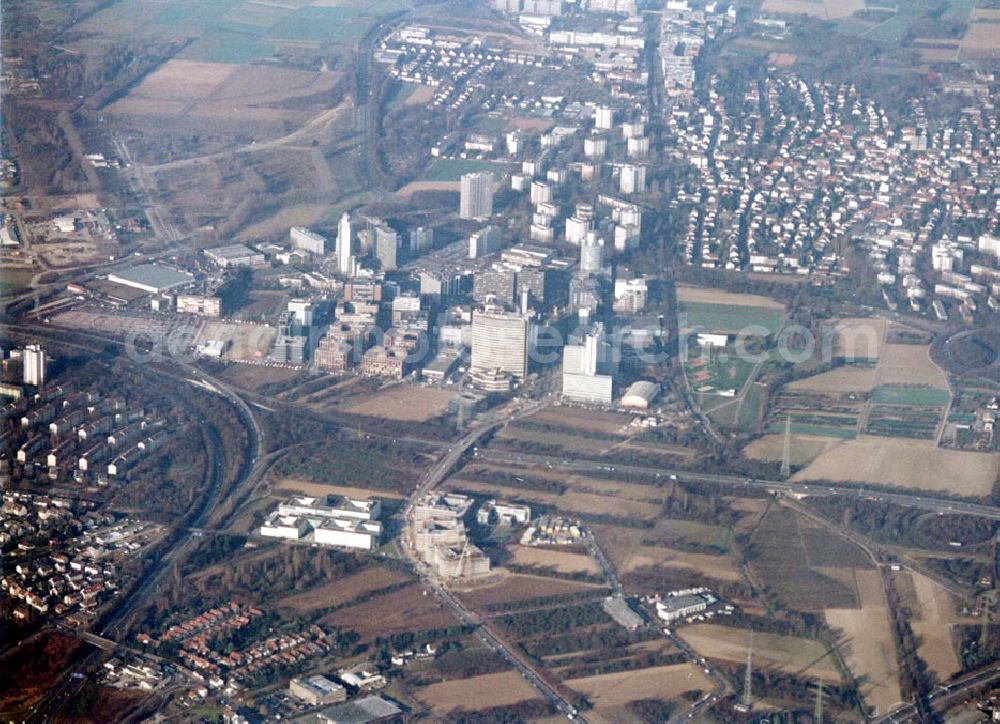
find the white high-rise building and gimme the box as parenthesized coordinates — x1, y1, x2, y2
(337, 212, 354, 276)
(471, 308, 529, 378)
(565, 216, 591, 245)
(620, 164, 646, 194)
(530, 180, 552, 206)
(23, 344, 45, 387)
(562, 324, 613, 405)
(580, 231, 605, 274)
(595, 106, 614, 130)
(460, 172, 494, 220)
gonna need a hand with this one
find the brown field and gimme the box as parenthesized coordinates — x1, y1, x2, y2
(561, 475, 667, 503)
(761, 0, 863, 18)
(398, 180, 460, 196)
(788, 366, 878, 393)
(908, 571, 963, 680)
(274, 478, 405, 500)
(595, 524, 742, 581)
(345, 385, 455, 421)
(195, 321, 277, 361)
(276, 565, 411, 613)
(744, 433, 845, 467)
(133, 60, 237, 101)
(563, 663, 714, 712)
(110, 62, 338, 125)
(831, 317, 886, 360)
(528, 406, 633, 435)
(216, 363, 299, 390)
(236, 202, 335, 239)
(510, 545, 601, 575)
(456, 572, 604, 609)
(676, 285, 785, 309)
(962, 18, 1000, 57)
(825, 570, 902, 717)
(322, 583, 458, 635)
(414, 671, 543, 715)
(876, 343, 949, 389)
(679, 624, 841, 683)
(403, 84, 435, 106)
(447, 478, 662, 521)
(792, 438, 999, 496)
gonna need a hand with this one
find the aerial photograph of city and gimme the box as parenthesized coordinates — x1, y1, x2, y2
(1, 0, 999, 721)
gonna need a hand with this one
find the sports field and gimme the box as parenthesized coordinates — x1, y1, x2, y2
(679, 302, 784, 335)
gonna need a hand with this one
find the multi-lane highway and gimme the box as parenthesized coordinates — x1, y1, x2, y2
(879, 662, 1000, 722)
(472, 449, 1000, 521)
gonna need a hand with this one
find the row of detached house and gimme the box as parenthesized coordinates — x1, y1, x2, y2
(1, 491, 161, 622)
(138, 604, 333, 686)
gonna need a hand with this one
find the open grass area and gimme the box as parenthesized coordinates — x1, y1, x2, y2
(678, 301, 784, 335)
(424, 159, 512, 182)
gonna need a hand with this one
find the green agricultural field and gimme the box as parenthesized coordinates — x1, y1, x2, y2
(871, 386, 950, 406)
(425, 159, 512, 182)
(767, 421, 858, 439)
(152, 0, 241, 30)
(678, 302, 784, 335)
(266, 1, 403, 44)
(182, 30, 277, 63)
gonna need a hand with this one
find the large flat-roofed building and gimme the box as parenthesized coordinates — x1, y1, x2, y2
(289, 675, 347, 706)
(471, 308, 529, 378)
(656, 589, 717, 623)
(176, 294, 221, 317)
(204, 244, 267, 268)
(290, 226, 327, 255)
(314, 517, 383, 550)
(261, 496, 382, 550)
(107, 264, 194, 294)
(317, 695, 403, 724)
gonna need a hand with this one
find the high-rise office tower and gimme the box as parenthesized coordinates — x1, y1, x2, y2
(337, 212, 354, 276)
(409, 226, 434, 253)
(459, 172, 494, 220)
(374, 223, 398, 271)
(471, 308, 529, 378)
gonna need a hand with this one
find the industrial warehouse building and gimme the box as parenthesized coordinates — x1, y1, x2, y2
(289, 675, 347, 706)
(621, 380, 660, 409)
(107, 264, 194, 294)
(656, 589, 718, 623)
